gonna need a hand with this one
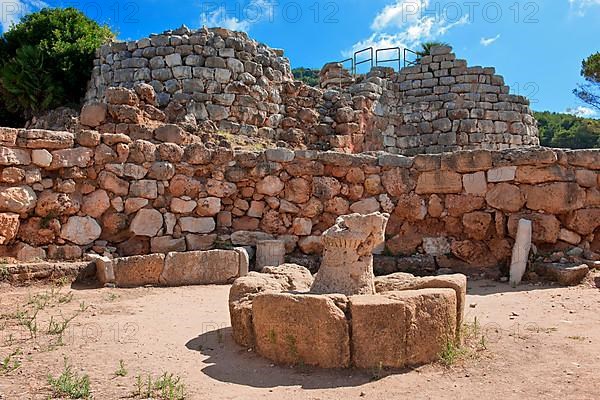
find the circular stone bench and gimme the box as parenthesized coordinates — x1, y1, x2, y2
(229, 265, 466, 369)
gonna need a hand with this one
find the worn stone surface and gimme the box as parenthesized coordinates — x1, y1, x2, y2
(228, 264, 314, 348)
(374, 273, 466, 335)
(130, 209, 163, 237)
(311, 212, 389, 296)
(160, 250, 239, 286)
(534, 263, 590, 286)
(0, 186, 36, 213)
(113, 254, 165, 287)
(350, 289, 456, 368)
(60, 216, 102, 245)
(252, 293, 350, 368)
(0, 213, 20, 244)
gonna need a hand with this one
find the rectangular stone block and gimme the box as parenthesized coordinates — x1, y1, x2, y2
(113, 254, 165, 287)
(17, 129, 74, 149)
(160, 250, 239, 286)
(252, 293, 350, 368)
(0, 127, 18, 146)
(350, 289, 456, 369)
(415, 171, 463, 194)
(487, 166, 516, 182)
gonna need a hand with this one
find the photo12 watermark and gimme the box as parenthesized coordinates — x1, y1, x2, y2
(199, 1, 341, 27)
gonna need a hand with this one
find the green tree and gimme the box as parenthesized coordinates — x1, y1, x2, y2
(0, 46, 64, 116)
(0, 7, 114, 119)
(574, 52, 600, 112)
(292, 67, 320, 87)
(535, 111, 600, 149)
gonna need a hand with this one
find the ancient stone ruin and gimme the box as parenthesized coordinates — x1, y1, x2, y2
(311, 212, 389, 295)
(229, 212, 467, 369)
(0, 26, 597, 287)
(85, 26, 538, 154)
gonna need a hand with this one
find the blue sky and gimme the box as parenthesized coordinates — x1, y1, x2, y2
(1, 0, 599, 117)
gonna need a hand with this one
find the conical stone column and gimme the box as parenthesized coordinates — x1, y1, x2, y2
(311, 212, 390, 296)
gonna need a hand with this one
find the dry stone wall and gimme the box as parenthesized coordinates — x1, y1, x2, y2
(85, 28, 537, 156)
(0, 124, 598, 275)
(317, 46, 539, 155)
(86, 26, 292, 139)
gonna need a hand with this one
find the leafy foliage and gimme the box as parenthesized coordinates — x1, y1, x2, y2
(574, 52, 600, 112)
(292, 67, 320, 87)
(535, 111, 600, 149)
(0, 46, 64, 115)
(0, 7, 114, 118)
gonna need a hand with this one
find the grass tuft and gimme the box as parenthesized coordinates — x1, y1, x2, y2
(47, 358, 91, 399)
(115, 359, 127, 377)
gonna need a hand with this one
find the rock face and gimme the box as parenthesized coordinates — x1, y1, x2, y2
(534, 263, 590, 286)
(252, 293, 350, 368)
(311, 212, 389, 296)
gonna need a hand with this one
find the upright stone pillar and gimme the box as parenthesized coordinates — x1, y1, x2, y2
(256, 240, 285, 269)
(311, 212, 389, 296)
(509, 218, 532, 287)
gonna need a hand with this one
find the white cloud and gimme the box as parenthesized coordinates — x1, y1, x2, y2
(480, 34, 501, 46)
(0, 0, 47, 32)
(566, 106, 597, 117)
(568, 0, 600, 16)
(200, 0, 276, 33)
(344, 3, 469, 58)
(371, 0, 427, 31)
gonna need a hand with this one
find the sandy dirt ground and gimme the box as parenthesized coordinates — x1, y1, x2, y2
(0, 273, 599, 400)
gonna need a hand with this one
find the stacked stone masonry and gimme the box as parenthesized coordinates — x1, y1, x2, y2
(85, 28, 538, 155)
(0, 123, 598, 274)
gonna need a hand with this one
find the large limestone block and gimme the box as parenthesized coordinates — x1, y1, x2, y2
(564, 208, 600, 236)
(130, 209, 163, 237)
(260, 264, 314, 290)
(415, 171, 463, 194)
(311, 212, 389, 296)
(485, 183, 525, 212)
(17, 129, 74, 149)
(252, 293, 350, 368)
(507, 212, 560, 243)
(48, 147, 94, 169)
(523, 182, 586, 214)
(160, 250, 239, 286)
(228, 265, 314, 348)
(0, 146, 31, 165)
(350, 289, 456, 369)
(0, 186, 37, 213)
(60, 216, 101, 245)
(113, 254, 165, 287)
(374, 273, 466, 336)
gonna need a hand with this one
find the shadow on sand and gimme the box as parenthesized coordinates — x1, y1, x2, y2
(185, 327, 408, 389)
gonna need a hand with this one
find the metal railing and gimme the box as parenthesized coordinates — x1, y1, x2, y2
(403, 48, 419, 67)
(375, 47, 401, 71)
(353, 47, 373, 75)
(328, 46, 417, 79)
